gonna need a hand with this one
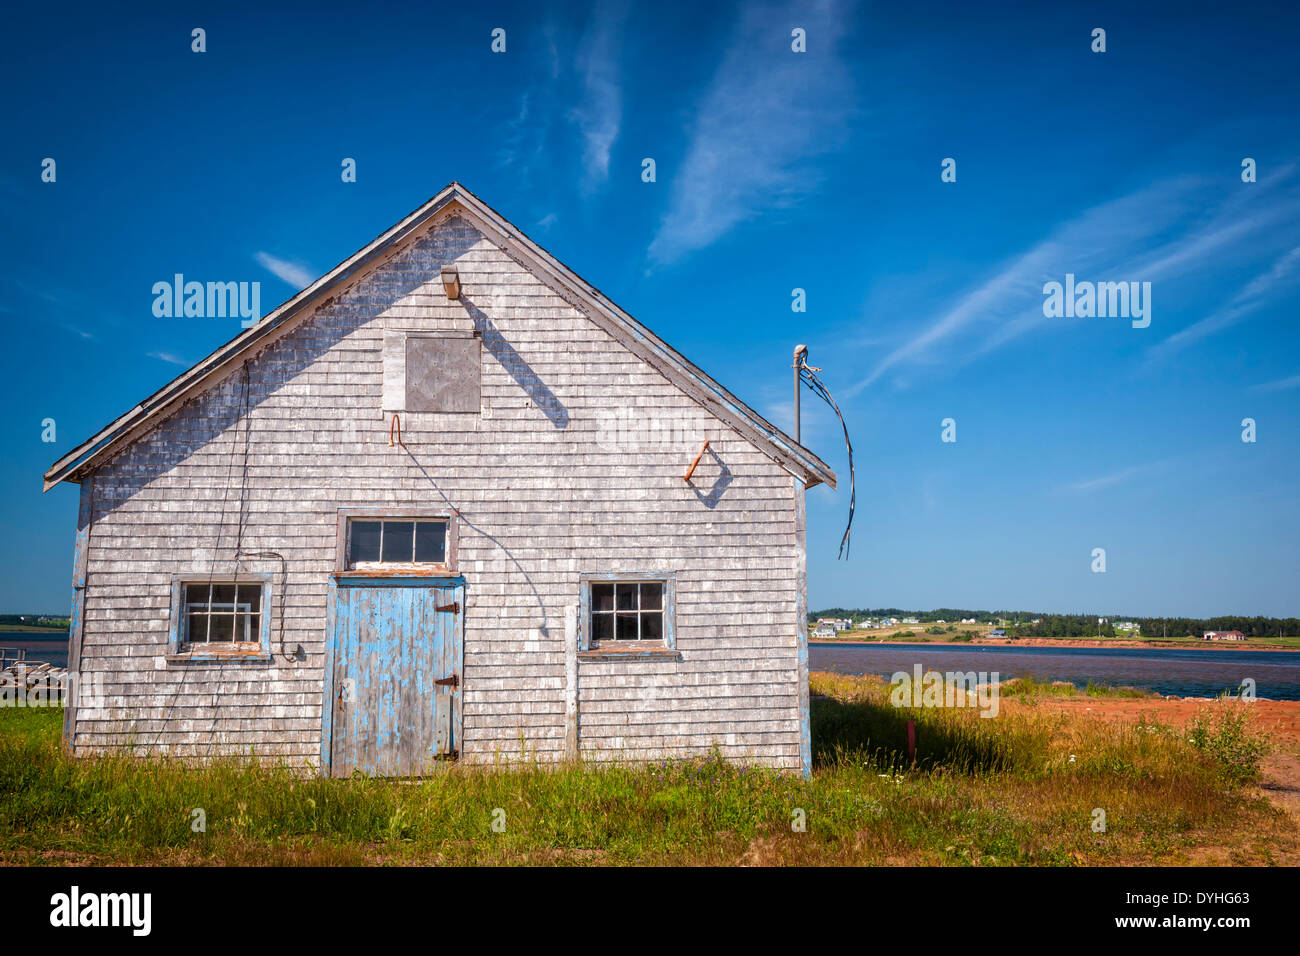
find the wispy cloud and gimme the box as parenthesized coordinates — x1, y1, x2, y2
(147, 350, 188, 367)
(648, 0, 854, 264)
(1250, 372, 1300, 392)
(1146, 244, 1300, 362)
(255, 252, 314, 289)
(1057, 463, 1162, 495)
(570, 5, 627, 191)
(849, 168, 1300, 395)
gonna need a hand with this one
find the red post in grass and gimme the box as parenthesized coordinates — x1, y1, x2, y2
(907, 720, 916, 767)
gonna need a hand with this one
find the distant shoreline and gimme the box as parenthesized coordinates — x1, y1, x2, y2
(810, 636, 1299, 652)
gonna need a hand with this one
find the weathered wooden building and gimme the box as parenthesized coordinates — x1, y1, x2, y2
(43, 183, 835, 776)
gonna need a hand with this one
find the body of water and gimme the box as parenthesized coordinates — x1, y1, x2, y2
(7, 636, 1299, 700)
(0, 635, 69, 670)
(810, 642, 1300, 700)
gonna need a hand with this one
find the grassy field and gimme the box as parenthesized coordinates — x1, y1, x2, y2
(0, 673, 1290, 865)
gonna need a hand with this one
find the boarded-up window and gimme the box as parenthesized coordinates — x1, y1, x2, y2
(383, 331, 480, 413)
(407, 336, 479, 412)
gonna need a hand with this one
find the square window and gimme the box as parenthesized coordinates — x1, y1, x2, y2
(172, 577, 269, 657)
(582, 575, 674, 650)
(404, 336, 480, 413)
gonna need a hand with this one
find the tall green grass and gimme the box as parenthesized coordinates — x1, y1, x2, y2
(0, 675, 1284, 866)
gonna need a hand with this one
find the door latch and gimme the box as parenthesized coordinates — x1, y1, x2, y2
(434, 674, 459, 689)
(435, 602, 460, 614)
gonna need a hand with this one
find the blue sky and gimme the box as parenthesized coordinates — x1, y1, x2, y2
(2, 1, 1298, 617)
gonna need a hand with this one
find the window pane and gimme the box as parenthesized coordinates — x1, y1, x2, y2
(640, 583, 663, 610)
(351, 521, 381, 563)
(414, 521, 446, 562)
(382, 521, 415, 563)
(591, 613, 613, 642)
(591, 583, 614, 613)
(235, 584, 262, 615)
(640, 612, 663, 642)
(208, 612, 235, 642)
(210, 583, 237, 611)
(616, 613, 639, 640)
(186, 612, 209, 643)
(616, 584, 638, 612)
(185, 583, 211, 607)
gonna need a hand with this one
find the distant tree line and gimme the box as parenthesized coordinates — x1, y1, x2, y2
(0, 614, 70, 628)
(809, 609, 1300, 638)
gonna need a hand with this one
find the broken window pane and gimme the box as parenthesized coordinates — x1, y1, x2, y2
(591, 613, 613, 642)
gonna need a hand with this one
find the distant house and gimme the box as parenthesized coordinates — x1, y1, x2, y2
(902, 617, 918, 625)
(813, 623, 837, 639)
(1203, 630, 1246, 642)
(989, 629, 1007, 638)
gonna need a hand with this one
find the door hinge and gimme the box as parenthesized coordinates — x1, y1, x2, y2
(435, 602, 460, 614)
(434, 673, 459, 688)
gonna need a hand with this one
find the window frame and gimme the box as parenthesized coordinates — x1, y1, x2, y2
(578, 571, 677, 658)
(167, 573, 273, 662)
(334, 507, 459, 576)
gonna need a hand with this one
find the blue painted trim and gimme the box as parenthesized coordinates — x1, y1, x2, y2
(333, 574, 466, 588)
(793, 475, 812, 779)
(62, 477, 93, 752)
(166, 573, 274, 662)
(320, 576, 339, 777)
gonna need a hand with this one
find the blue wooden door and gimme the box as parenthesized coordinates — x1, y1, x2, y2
(328, 578, 463, 777)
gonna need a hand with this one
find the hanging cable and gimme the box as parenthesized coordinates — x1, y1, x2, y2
(798, 359, 855, 559)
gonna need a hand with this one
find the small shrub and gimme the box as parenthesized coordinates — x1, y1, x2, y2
(1185, 704, 1269, 783)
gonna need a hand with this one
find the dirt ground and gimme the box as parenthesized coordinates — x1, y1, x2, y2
(1021, 695, 1300, 863)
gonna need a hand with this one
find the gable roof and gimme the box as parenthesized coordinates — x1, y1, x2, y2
(43, 182, 836, 492)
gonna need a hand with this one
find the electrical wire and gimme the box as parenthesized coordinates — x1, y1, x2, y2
(799, 362, 855, 559)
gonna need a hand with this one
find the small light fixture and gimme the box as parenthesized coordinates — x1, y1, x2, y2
(440, 265, 461, 300)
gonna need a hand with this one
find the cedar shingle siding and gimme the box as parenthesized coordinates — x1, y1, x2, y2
(63, 202, 815, 772)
